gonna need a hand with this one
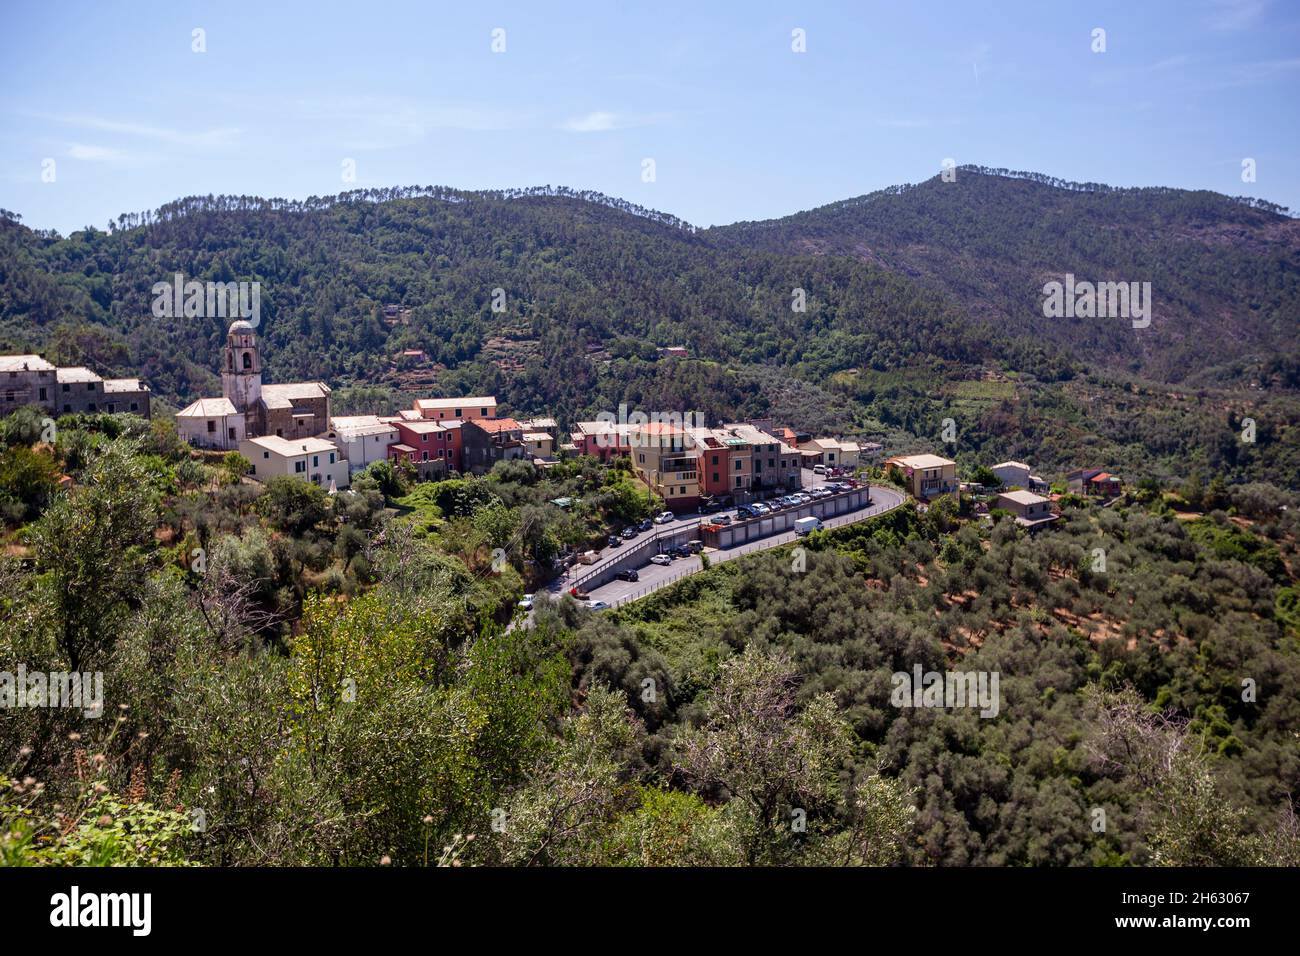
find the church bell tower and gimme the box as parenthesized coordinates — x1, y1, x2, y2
(221, 320, 263, 434)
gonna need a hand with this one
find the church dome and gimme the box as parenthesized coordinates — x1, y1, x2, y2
(228, 319, 255, 334)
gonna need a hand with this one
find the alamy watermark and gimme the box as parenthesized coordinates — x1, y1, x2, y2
(1042, 274, 1150, 328)
(151, 273, 261, 327)
(891, 664, 1000, 718)
(0, 665, 103, 718)
(593, 403, 707, 449)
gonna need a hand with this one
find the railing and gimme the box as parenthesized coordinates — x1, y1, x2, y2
(600, 488, 906, 609)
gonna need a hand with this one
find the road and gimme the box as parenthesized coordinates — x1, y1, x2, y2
(580, 480, 907, 610)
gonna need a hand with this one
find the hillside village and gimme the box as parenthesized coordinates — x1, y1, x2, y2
(4, 320, 1123, 521)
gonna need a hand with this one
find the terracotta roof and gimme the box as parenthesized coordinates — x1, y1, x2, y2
(472, 417, 523, 434)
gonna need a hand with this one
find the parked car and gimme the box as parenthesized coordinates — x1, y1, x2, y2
(586, 600, 611, 611)
(650, 554, 672, 566)
(813, 464, 826, 474)
(751, 503, 771, 515)
(608, 535, 622, 548)
(669, 546, 690, 559)
(736, 505, 756, 519)
(685, 540, 704, 554)
(812, 488, 831, 499)
(517, 594, 534, 611)
(621, 527, 638, 540)
(653, 511, 675, 524)
(615, 569, 639, 582)
(638, 518, 654, 532)
(713, 513, 732, 525)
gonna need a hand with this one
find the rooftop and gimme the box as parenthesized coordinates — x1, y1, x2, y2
(103, 378, 148, 393)
(1000, 490, 1050, 506)
(177, 397, 239, 417)
(0, 355, 56, 372)
(472, 417, 523, 435)
(56, 367, 103, 384)
(244, 435, 339, 456)
(888, 453, 956, 470)
(262, 382, 330, 402)
(415, 395, 496, 412)
(329, 414, 398, 439)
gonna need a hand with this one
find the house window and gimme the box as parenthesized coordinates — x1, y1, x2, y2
(480, 408, 487, 416)
(88, 403, 96, 411)
(712, 472, 719, 483)
(421, 451, 428, 461)
(263, 451, 270, 459)
(329, 453, 335, 464)
(294, 461, 305, 473)
(312, 455, 319, 468)
(242, 352, 252, 370)
(131, 403, 138, 411)
(39, 387, 47, 401)
(207, 420, 216, 433)
(86, 382, 95, 392)
(453, 408, 461, 417)
(62, 383, 70, 392)
(228, 427, 236, 440)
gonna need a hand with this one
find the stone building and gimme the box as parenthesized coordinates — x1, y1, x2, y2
(177, 320, 331, 449)
(1, 354, 150, 419)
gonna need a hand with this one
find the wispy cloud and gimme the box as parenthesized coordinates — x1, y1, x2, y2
(28, 112, 240, 147)
(1203, 0, 1268, 31)
(67, 143, 130, 162)
(558, 110, 671, 133)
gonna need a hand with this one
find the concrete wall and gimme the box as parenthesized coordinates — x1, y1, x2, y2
(568, 487, 871, 591)
(703, 487, 869, 548)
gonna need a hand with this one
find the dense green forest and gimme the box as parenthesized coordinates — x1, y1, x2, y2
(1, 411, 1297, 865)
(1, 169, 1298, 866)
(3, 169, 1296, 487)
(710, 166, 1300, 385)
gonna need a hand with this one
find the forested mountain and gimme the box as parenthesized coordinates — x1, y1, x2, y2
(2, 173, 1299, 870)
(1, 169, 1296, 486)
(710, 167, 1300, 384)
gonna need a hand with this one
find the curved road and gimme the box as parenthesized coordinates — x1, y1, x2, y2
(578, 482, 907, 610)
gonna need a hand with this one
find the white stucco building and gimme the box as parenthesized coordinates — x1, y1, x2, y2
(240, 435, 350, 490)
(328, 415, 398, 473)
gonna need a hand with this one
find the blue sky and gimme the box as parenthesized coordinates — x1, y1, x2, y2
(2, 0, 1298, 234)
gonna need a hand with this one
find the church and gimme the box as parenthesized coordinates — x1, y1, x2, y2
(177, 320, 331, 450)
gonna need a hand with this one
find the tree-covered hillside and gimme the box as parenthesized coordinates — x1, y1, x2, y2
(1, 171, 1296, 488)
(710, 167, 1300, 384)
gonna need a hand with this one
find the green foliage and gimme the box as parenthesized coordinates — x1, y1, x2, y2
(0, 444, 60, 523)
